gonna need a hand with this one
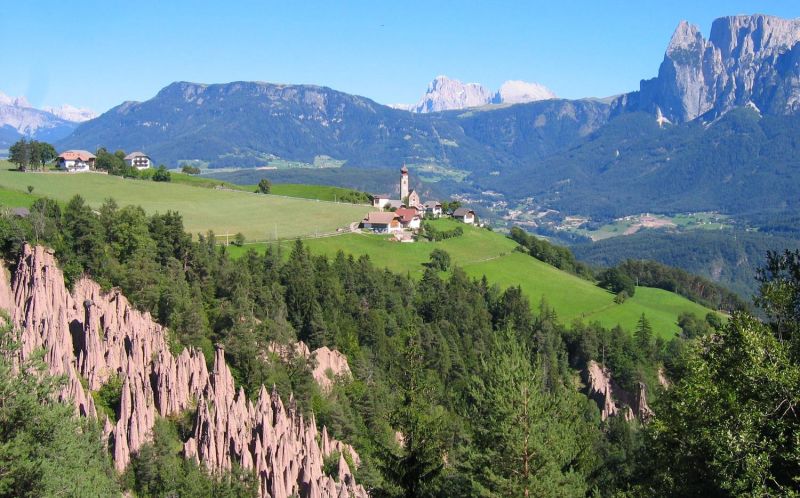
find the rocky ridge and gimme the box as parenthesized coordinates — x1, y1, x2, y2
(0, 245, 366, 498)
(584, 360, 653, 422)
(627, 14, 800, 122)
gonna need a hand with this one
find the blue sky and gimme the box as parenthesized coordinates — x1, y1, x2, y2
(1, 1, 798, 112)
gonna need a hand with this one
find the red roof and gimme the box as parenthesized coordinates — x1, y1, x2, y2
(363, 212, 400, 225)
(58, 150, 96, 161)
(395, 207, 419, 224)
(401, 164, 408, 174)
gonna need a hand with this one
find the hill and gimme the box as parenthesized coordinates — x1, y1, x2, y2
(0, 164, 372, 240)
(572, 229, 800, 298)
(227, 219, 716, 337)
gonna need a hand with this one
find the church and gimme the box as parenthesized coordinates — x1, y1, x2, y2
(371, 165, 424, 211)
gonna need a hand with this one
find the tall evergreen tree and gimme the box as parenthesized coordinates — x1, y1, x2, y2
(464, 328, 593, 497)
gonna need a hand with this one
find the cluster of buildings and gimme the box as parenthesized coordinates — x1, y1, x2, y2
(360, 165, 476, 235)
(56, 150, 152, 173)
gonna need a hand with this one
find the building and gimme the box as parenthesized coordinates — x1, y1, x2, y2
(407, 190, 421, 209)
(57, 150, 96, 172)
(124, 151, 152, 170)
(372, 194, 392, 209)
(453, 207, 476, 224)
(361, 212, 402, 233)
(395, 207, 421, 229)
(424, 201, 443, 218)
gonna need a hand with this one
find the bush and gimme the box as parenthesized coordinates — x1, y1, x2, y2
(181, 165, 201, 175)
(153, 165, 171, 182)
(257, 178, 271, 194)
(428, 249, 451, 271)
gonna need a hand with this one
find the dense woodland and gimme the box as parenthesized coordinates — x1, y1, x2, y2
(0, 197, 799, 496)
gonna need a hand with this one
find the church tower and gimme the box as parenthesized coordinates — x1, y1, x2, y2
(400, 164, 409, 201)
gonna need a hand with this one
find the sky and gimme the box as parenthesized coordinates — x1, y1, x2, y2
(1, 1, 799, 113)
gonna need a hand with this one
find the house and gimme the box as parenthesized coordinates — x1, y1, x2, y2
(361, 212, 402, 233)
(424, 201, 443, 218)
(453, 207, 476, 224)
(372, 194, 392, 209)
(57, 150, 96, 172)
(124, 151, 152, 170)
(395, 207, 421, 229)
(408, 190, 421, 209)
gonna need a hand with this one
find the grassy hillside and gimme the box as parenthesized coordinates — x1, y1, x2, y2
(0, 165, 372, 240)
(227, 219, 715, 337)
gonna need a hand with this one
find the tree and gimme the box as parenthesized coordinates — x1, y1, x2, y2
(0, 320, 120, 497)
(464, 328, 592, 497)
(9, 139, 32, 171)
(257, 178, 271, 194)
(634, 313, 653, 359)
(643, 312, 800, 496)
(427, 249, 451, 271)
(598, 267, 636, 296)
(152, 165, 171, 182)
(378, 331, 446, 497)
(232, 233, 245, 247)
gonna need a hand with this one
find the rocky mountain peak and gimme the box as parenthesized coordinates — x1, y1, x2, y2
(411, 75, 493, 113)
(666, 20, 704, 53)
(407, 75, 556, 113)
(629, 14, 800, 123)
(494, 80, 556, 104)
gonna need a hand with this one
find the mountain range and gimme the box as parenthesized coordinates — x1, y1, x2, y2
(55, 14, 800, 223)
(0, 91, 96, 148)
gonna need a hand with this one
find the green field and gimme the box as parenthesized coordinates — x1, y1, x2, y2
(269, 184, 369, 203)
(227, 220, 715, 337)
(0, 186, 39, 208)
(0, 165, 372, 241)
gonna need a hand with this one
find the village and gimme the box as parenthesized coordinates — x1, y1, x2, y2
(360, 164, 476, 242)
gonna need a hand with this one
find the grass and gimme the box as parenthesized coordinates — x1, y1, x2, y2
(0, 185, 39, 208)
(0, 164, 373, 241)
(228, 219, 715, 337)
(269, 184, 369, 203)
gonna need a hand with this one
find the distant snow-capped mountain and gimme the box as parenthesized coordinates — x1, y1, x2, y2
(43, 104, 97, 123)
(0, 91, 96, 147)
(400, 75, 556, 113)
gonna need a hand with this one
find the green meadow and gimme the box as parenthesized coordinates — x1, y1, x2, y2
(0, 165, 372, 241)
(227, 219, 715, 337)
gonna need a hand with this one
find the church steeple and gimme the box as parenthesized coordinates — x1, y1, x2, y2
(400, 164, 409, 200)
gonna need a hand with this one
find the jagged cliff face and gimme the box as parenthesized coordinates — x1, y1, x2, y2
(634, 14, 800, 122)
(0, 245, 366, 498)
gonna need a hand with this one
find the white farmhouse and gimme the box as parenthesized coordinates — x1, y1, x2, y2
(57, 150, 95, 172)
(124, 151, 152, 170)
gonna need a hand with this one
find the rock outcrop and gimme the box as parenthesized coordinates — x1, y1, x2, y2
(626, 14, 800, 123)
(584, 360, 652, 422)
(267, 341, 352, 393)
(0, 245, 366, 497)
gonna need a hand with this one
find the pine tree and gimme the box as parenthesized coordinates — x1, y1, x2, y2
(465, 328, 592, 497)
(634, 313, 654, 360)
(378, 331, 446, 498)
